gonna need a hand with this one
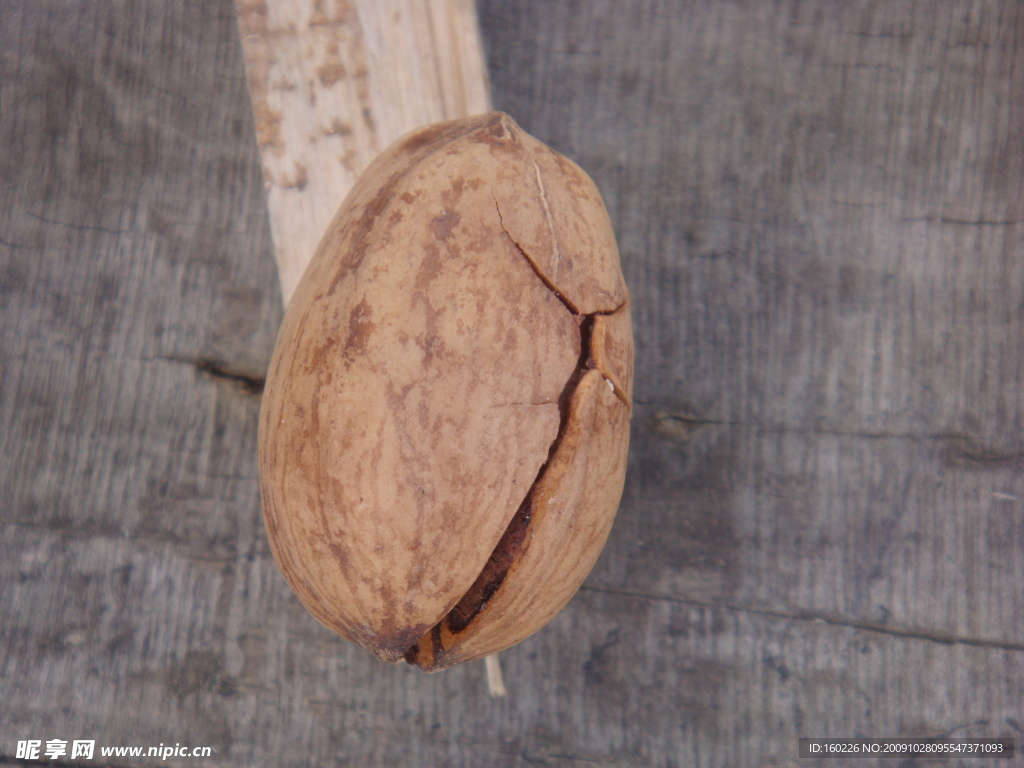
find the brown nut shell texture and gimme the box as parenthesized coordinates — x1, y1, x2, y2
(258, 112, 633, 672)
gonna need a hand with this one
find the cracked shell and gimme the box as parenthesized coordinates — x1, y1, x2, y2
(258, 112, 633, 671)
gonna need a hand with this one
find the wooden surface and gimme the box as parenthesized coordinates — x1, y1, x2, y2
(236, 0, 491, 302)
(1, 1, 1022, 767)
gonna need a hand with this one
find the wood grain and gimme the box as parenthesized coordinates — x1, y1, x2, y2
(1, 1, 1022, 766)
(235, 0, 491, 302)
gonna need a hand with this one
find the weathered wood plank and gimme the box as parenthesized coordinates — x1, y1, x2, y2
(1, 1, 1022, 767)
(0, 0, 283, 759)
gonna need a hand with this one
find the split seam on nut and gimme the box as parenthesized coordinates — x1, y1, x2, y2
(405, 197, 631, 667)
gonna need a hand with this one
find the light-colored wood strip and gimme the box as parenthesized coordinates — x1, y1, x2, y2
(484, 654, 507, 698)
(235, 0, 492, 304)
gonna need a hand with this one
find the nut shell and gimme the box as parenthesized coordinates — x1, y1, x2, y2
(258, 112, 633, 670)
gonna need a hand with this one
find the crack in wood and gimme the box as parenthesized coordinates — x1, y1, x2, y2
(580, 586, 1024, 653)
(161, 355, 266, 395)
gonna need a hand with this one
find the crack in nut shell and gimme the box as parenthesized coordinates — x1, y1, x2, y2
(407, 319, 632, 671)
(258, 112, 633, 668)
